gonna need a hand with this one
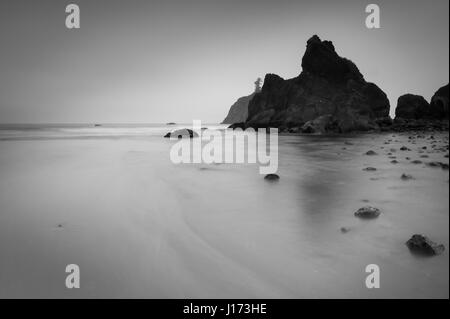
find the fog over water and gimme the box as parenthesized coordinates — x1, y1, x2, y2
(0, 125, 448, 298)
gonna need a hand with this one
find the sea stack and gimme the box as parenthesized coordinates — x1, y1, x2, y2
(239, 35, 390, 133)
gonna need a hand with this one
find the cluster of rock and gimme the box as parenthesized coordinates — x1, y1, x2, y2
(223, 35, 449, 134)
(389, 84, 449, 132)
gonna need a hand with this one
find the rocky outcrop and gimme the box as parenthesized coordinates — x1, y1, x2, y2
(241, 35, 390, 133)
(391, 84, 449, 131)
(395, 94, 430, 119)
(429, 84, 449, 119)
(222, 78, 262, 124)
(222, 94, 254, 124)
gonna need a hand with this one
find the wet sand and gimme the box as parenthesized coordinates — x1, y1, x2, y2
(0, 126, 448, 298)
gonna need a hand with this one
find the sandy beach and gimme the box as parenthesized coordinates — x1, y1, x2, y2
(0, 125, 448, 298)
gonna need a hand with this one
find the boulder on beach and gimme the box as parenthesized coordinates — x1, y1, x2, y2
(406, 234, 445, 256)
(354, 206, 381, 219)
(395, 94, 430, 120)
(164, 129, 199, 139)
(264, 174, 280, 181)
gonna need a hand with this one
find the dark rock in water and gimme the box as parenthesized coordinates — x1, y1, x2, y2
(354, 206, 381, 219)
(395, 94, 430, 120)
(401, 174, 414, 180)
(429, 84, 449, 119)
(410, 160, 423, 164)
(363, 167, 377, 171)
(340, 227, 351, 234)
(406, 234, 445, 256)
(427, 162, 449, 170)
(166, 122, 176, 125)
(264, 174, 280, 181)
(400, 146, 410, 151)
(391, 160, 399, 164)
(164, 129, 199, 139)
(244, 35, 390, 133)
(365, 150, 378, 156)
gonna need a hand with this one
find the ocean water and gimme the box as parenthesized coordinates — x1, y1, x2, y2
(0, 124, 448, 298)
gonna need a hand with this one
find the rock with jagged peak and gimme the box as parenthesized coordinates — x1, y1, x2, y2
(240, 35, 390, 133)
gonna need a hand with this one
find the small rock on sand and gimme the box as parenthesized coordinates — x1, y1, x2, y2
(264, 174, 280, 181)
(365, 150, 377, 156)
(406, 234, 445, 256)
(354, 206, 381, 219)
(363, 167, 377, 171)
(164, 129, 199, 139)
(401, 174, 414, 180)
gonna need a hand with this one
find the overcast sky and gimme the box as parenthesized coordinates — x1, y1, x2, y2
(0, 0, 448, 123)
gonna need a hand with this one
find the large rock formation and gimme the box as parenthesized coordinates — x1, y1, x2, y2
(429, 84, 449, 119)
(395, 94, 430, 119)
(222, 78, 262, 124)
(242, 35, 390, 133)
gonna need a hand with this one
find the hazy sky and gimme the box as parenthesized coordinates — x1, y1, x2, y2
(0, 0, 448, 123)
